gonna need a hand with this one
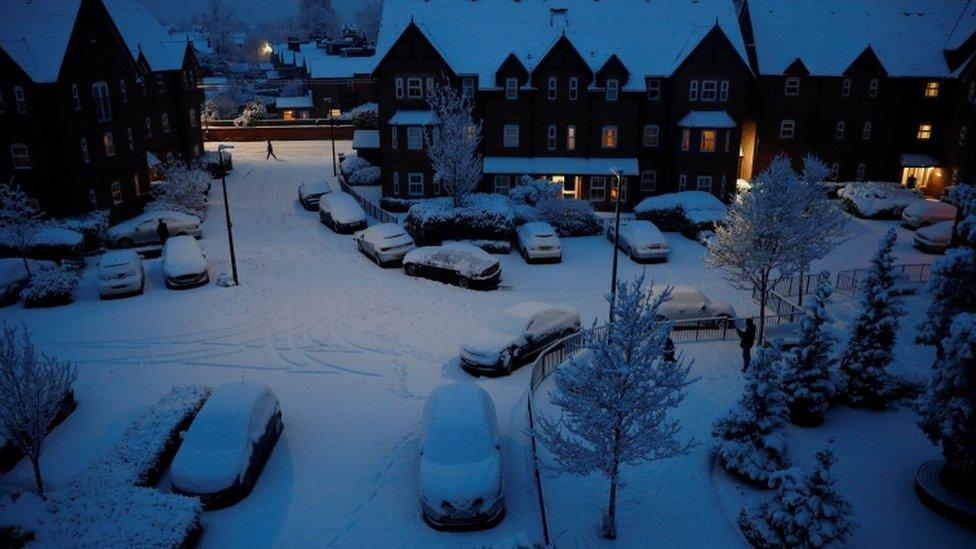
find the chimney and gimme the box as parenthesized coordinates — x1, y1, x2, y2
(549, 7, 569, 28)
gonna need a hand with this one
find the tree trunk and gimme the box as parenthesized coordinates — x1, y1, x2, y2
(605, 468, 618, 540)
(21, 254, 31, 281)
(30, 453, 45, 498)
(758, 275, 768, 342)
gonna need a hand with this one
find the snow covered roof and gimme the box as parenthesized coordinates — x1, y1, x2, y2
(0, 0, 82, 83)
(353, 129, 380, 149)
(677, 110, 737, 129)
(483, 156, 639, 176)
(275, 93, 313, 109)
(900, 154, 942, 167)
(308, 55, 376, 79)
(147, 151, 161, 167)
(375, 0, 748, 90)
(746, 0, 976, 77)
(387, 110, 438, 126)
(103, 0, 187, 72)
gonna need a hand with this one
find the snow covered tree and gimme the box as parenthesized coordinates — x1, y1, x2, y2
(424, 80, 483, 208)
(146, 164, 209, 216)
(354, 0, 383, 40)
(537, 276, 695, 540)
(713, 346, 791, 487)
(0, 324, 76, 497)
(298, 0, 340, 40)
(781, 272, 838, 426)
(234, 99, 266, 127)
(200, 0, 239, 60)
(0, 181, 44, 280)
(739, 442, 856, 548)
(795, 155, 850, 305)
(839, 229, 902, 409)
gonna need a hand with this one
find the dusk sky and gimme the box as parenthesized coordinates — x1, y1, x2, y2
(143, 0, 362, 25)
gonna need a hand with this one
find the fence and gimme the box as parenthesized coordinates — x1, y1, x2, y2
(337, 174, 400, 225)
(835, 262, 932, 296)
(772, 273, 821, 299)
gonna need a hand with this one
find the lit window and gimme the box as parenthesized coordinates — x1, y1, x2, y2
(924, 81, 939, 98)
(505, 78, 519, 100)
(678, 174, 687, 192)
(462, 77, 475, 98)
(720, 80, 729, 102)
(391, 126, 397, 149)
(785, 77, 800, 96)
(126, 127, 134, 150)
(700, 129, 716, 152)
(605, 79, 619, 101)
(71, 84, 81, 110)
(696, 175, 713, 192)
(647, 79, 661, 100)
(566, 125, 576, 150)
(119, 79, 127, 102)
(80, 138, 90, 163)
(917, 124, 932, 140)
(960, 126, 968, 146)
(395, 77, 404, 98)
(601, 125, 618, 149)
(547, 124, 557, 150)
(640, 170, 657, 192)
(642, 124, 660, 147)
(92, 82, 112, 121)
(569, 77, 578, 100)
(856, 163, 866, 181)
(408, 173, 424, 196)
(589, 176, 606, 201)
(407, 127, 423, 150)
(868, 79, 879, 97)
(14, 86, 26, 112)
(406, 78, 423, 99)
(111, 181, 122, 205)
(548, 76, 557, 100)
(103, 132, 115, 157)
(862, 122, 872, 140)
(835, 120, 845, 140)
(780, 119, 795, 139)
(701, 80, 717, 102)
(10, 143, 30, 169)
(842, 78, 851, 97)
(610, 177, 626, 202)
(503, 124, 519, 147)
(161, 113, 170, 133)
(689, 80, 699, 101)
(156, 74, 165, 94)
(829, 162, 839, 180)
(393, 173, 400, 195)
(493, 175, 511, 195)
(681, 128, 690, 151)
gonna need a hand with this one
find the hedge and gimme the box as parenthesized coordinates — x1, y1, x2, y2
(404, 194, 515, 245)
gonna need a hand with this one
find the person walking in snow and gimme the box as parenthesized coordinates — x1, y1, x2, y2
(663, 336, 676, 363)
(736, 318, 756, 372)
(156, 218, 170, 245)
(266, 140, 278, 160)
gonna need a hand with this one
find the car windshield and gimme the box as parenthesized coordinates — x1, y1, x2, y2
(534, 232, 555, 238)
(384, 232, 406, 239)
(485, 312, 530, 336)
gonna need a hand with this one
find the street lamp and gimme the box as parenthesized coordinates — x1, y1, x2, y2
(217, 144, 239, 286)
(608, 168, 625, 321)
(324, 97, 337, 177)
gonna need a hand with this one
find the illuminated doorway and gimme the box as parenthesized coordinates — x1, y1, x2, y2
(901, 166, 944, 197)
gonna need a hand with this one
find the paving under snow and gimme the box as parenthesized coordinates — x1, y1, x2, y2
(1, 141, 972, 547)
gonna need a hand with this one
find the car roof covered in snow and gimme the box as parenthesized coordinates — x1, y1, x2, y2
(518, 222, 557, 236)
(0, 0, 82, 83)
(162, 235, 206, 276)
(903, 199, 958, 216)
(504, 301, 574, 322)
(916, 219, 955, 241)
(423, 384, 496, 463)
(620, 220, 667, 242)
(321, 192, 367, 221)
(364, 223, 409, 239)
(99, 250, 140, 268)
(299, 181, 331, 195)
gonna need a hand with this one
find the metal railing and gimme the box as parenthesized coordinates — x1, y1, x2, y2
(835, 262, 932, 295)
(337, 175, 400, 225)
(771, 273, 821, 298)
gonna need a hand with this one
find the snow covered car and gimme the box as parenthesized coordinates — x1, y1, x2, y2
(106, 211, 202, 248)
(901, 199, 957, 229)
(515, 222, 562, 263)
(318, 192, 368, 233)
(607, 220, 669, 262)
(655, 285, 736, 327)
(460, 302, 581, 375)
(162, 235, 209, 289)
(0, 258, 55, 305)
(97, 250, 145, 299)
(403, 242, 501, 290)
(420, 383, 504, 530)
(298, 181, 331, 211)
(355, 223, 416, 266)
(913, 220, 954, 253)
(170, 382, 283, 509)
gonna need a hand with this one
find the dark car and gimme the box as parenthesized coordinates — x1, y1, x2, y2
(298, 181, 331, 211)
(402, 242, 501, 290)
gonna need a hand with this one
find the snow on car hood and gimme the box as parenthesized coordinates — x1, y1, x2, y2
(324, 193, 367, 224)
(421, 451, 502, 506)
(162, 236, 207, 277)
(621, 221, 667, 244)
(916, 220, 954, 243)
(903, 199, 957, 218)
(461, 326, 522, 363)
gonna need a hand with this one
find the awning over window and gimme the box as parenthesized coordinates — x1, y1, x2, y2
(483, 157, 639, 176)
(676, 110, 737, 128)
(387, 110, 438, 126)
(899, 153, 941, 167)
(352, 129, 379, 149)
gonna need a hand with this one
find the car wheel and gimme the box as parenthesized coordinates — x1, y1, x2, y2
(118, 237, 134, 248)
(458, 276, 470, 289)
(404, 264, 417, 277)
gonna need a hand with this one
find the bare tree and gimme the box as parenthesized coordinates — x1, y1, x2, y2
(424, 80, 483, 207)
(0, 181, 44, 280)
(354, 0, 384, 40)
(299, 0, 340, 40)
(0, 324, 76, 497)
(201, 0, 239, 60)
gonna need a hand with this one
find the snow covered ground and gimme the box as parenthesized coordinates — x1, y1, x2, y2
(0, 141, 971, 547)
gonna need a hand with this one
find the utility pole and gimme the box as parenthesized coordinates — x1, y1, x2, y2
(325, 98, 338, 177)
(608, 168, 625, 322)
(218, 144, 239, 286)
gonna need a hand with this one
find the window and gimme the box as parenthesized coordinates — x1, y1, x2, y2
(111, 181, 122, 205)
(640, 170, 657, 192)
(780, 119, 795, 139)
(425, 77, 434, 98)
(924, 81, 940, 97)
(493, 175, 511, 195)
(569, 77, 578, 100)
(547, 124, 557, 150)
(589, 176, 606, 201)
(701, 80, 717, 102)
(678, 174, 687, 192)
(952, 169, 960, 184)
(917, 123, 932, 140)
(689, 80, 699, 101)
(161, 113, 170, 133)
(700, 129, 717, 152)
(189, 108, 198, 128)
(432, 174, 441, 195)
(406, 78, 423, 99)
(642, 124, 660, 147)
(119, 79, 127, 102)
(856, 163, 866, 181)
(842, 78, 851, 97)
(92, 82, 111, 121)
(145, 116, 152, 137)
(10, 144, 30, 169)
(393, 173, 400, 196)
(601, 126, 618, 149)
(156, 74, 165, 94)
(829, 162, 839, 180)
(720, 80, 729, 102)
(681, 128, 690, 151)
(407, 127, 423, 150)
(408, 173, 424, 196)
(505, 77, 519, 100)
(647, 79, 661, 100)
(696, 175, 713, 192)
(71, 84, 81, 110)
(548, 76, 557, 100)
(605, 79, 619, 101)
(862, 121, 872, 140)
(784, 77, 800, 96)
(395, 77, 404, 98)
(868, 78, 879, 97)
(80, 138, 90, 163)
(126, 127, 134, 150)
(14, 86, 27, 113)
(503, 124, 519, 147)
(835, 120, 846, 140)
(969, 82, 976, 102)
(566, 125, 576, 151)
(462, 77, 475, 98)
(103, 132, 115, 156)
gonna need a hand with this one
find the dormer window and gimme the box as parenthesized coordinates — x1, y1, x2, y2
(462, 77, 475, 98)
(784, 77, 800, 96)
(869, 78, 879, 97)
(395, 77, 404, 98)
(406, 78, 423, 99)
(505, 78, 519, 100)
(548, 76, 557, 100)
(719, 80, 729, 102)
(568, 77, 578, 100)
(701, 80, 717, 102)
(647, 79, 661, 100)
(689, 80, 699, 101)
(924, 81, 939, 98)
(14, 86, 27, 113)
(842, 78, 851, 97)
(605, 79, 619, 101)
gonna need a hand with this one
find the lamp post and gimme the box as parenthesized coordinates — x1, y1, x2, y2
(608, 168, 625, 322)
(217, 144, 239, 286)
(324, 97, 337, 177)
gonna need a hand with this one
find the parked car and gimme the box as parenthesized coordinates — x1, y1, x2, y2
(607, 220, 669, 262)
(170, 382, 283, 509)
(460, 302, 580, 375)
(319, 192, 368, 233)
(654, 285, 736, 327)
(355, 223, 416, 266)
(403, 242, 501, 290)
(515, 222, 562, 263)
(913, 220, 953, 253)
(162, 235, 209, 289)
(901, 199, 957, 229)
(97, 250, 145, 299)
(106, 211, 202, 248)
(420, 383, 504, 530)
(0, 258, 55, 305)
(298, 181, 331, 211)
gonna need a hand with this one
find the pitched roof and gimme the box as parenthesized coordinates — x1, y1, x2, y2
(747, 0, 976, 77)
(375, 0, 748, 90)
(0, 0, 83, 83)
(103, 0, 186, 71)
(272, 41, 377, 79)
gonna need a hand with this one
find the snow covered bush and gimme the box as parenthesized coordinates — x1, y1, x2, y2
(511, 203, 540, 227)
(55, 210, 110, 251)
(349, 103, 378, 129)
(0, 227, 85, 263)
(509, 176, 558, 206)
(838, 182, 921, 219)
(146, 164, 211, 216)
(340, 155, 372, 178)
(634, 191, 727, 236)
(19, 263, 80, 308)
(536, 198, 603, 237)
(347, 165, 381, 186)
(739, 443, 856, 548)
(380, 197, 423, 213)
(713, 347, 791, 487)
(839, 230, 903, 409)
(404, 194, 515, 245)
(0, 181, 44, 273)
(198, 149, 233, 177)
(781, 272, 838, 426)
(233, 99, 266, 127)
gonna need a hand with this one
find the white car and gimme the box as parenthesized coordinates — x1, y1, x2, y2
(914, 220, 954, 253)
(162, 235, 209, 289)
(420, 383, 504, 530)
(403, 242, 501, 289)
(170, 382, 283, 509)
(901, 199, 957, 229)
(655, 285, 736, 326)
(355, 223, 416, 266)
(607, 220, 669, 262)
(106, 211, 202, 248)
(460, 302, 581, 375)
(0, 258, 55, 304)
(516, 222, 562, 263)
(298, 181, 331, 211)
(319, 192, 368, 233)
(97, 250, 145, 299)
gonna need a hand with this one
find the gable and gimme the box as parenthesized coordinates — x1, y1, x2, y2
(672, 24, 754, 78)
(0, 0, 83, 83)
(595, 54, 630, 87)
(843, 46, 887, 77)
(784, 58, 810, 76)
(530, 35, 592, 87)
(496, 53, 529, 86)
(371, 21, 455, 79)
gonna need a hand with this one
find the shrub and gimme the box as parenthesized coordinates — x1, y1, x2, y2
(146, 165, 210, 217)
(340, 156, 372, 178)
(56, 211, 109, 252)
(233, 99, 265, 127)
(511, 203, 540, 227)
(0, 228, 85, 262)
(445, 239, 511, 254)
(536, 199, 603, 237)
(509, 175, 558, 206)
(347, 166, 381, 186)
(404, 194, 515, 245)
(634, 191, 727, 236)
(837, 182, 920, 219)
(20, 264, 80, 308)
(380, 197, 423, 213)
(350, 103, 379, 129)
(198, 150, 233, 177)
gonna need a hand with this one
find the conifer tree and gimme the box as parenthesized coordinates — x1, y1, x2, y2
(781, 272, 837, 426)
